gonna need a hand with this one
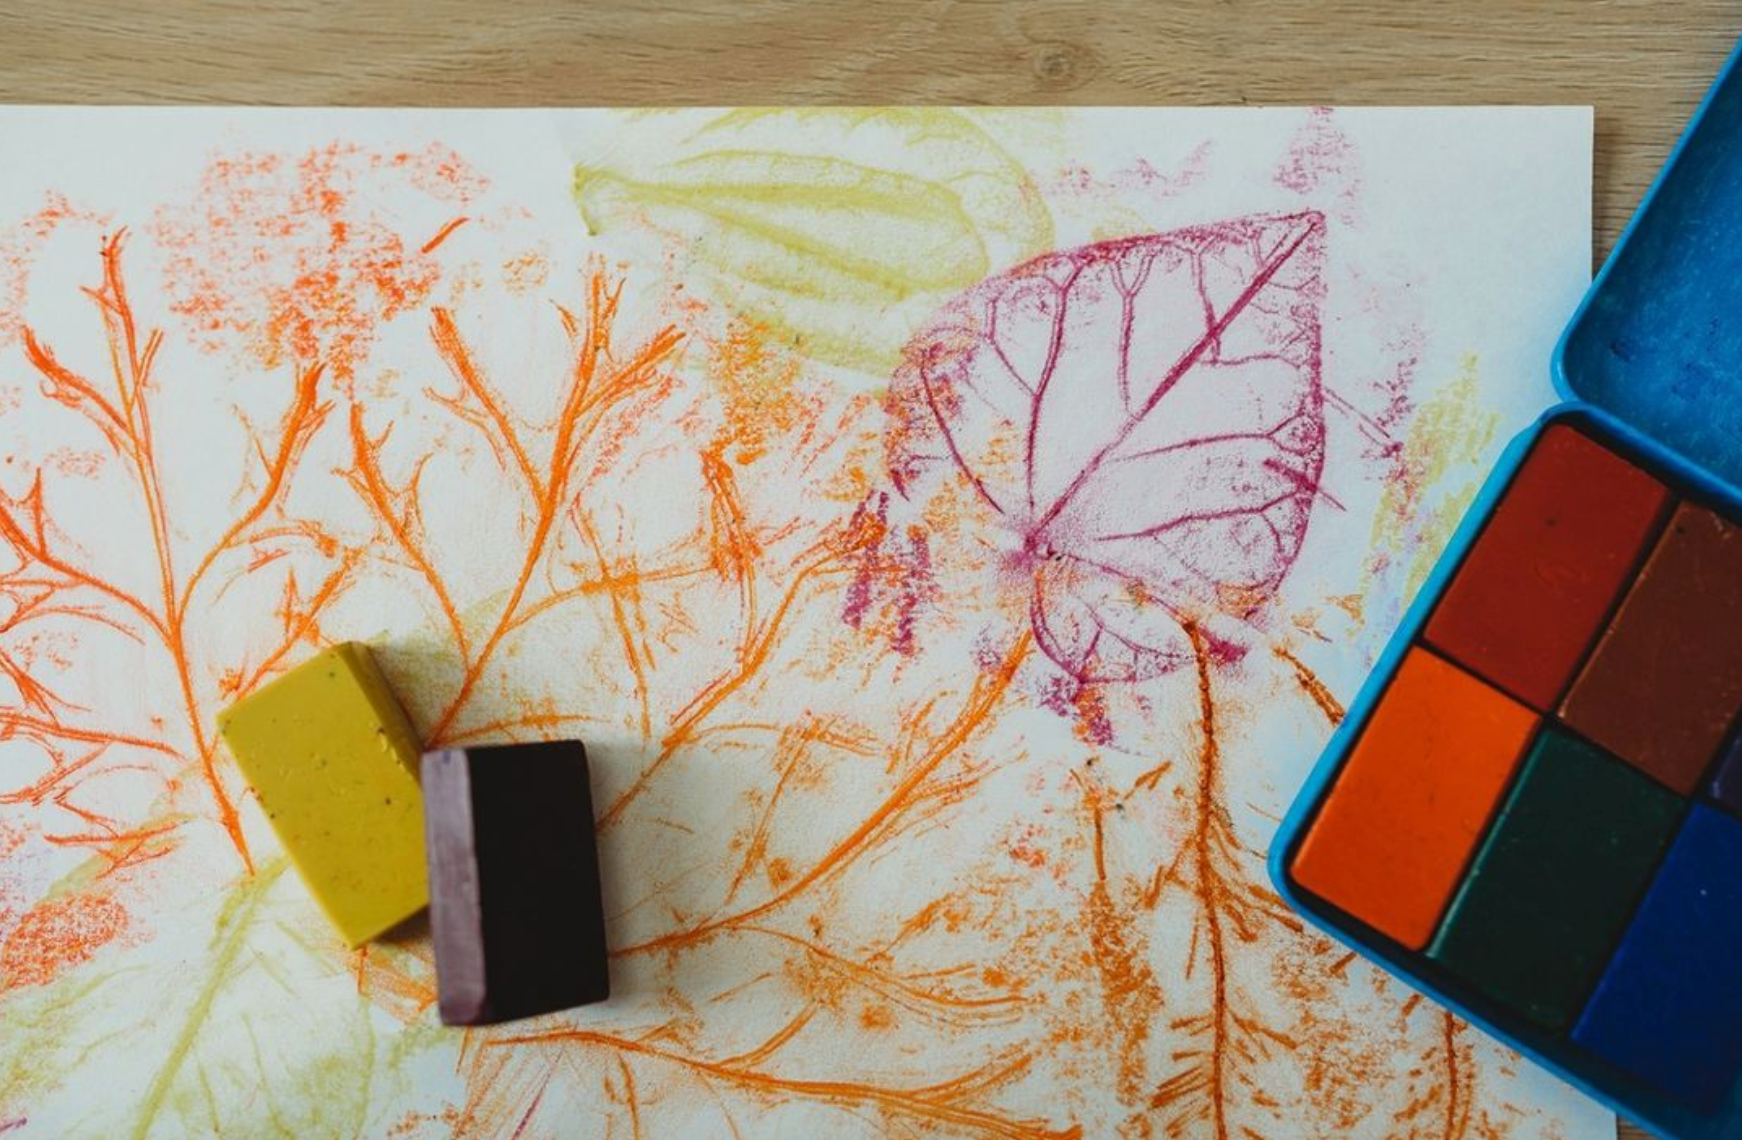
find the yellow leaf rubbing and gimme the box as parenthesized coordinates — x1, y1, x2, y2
(572, 108, 1054, 372)
(131, 860, 289, 1140)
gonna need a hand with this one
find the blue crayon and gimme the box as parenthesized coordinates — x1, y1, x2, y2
(1571, 805, 1742, 1110)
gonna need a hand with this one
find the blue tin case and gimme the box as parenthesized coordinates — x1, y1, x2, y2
(1271, 37, 1742, 1140)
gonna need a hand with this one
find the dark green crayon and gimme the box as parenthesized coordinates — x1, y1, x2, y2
(1426, 726, 1683, 1030)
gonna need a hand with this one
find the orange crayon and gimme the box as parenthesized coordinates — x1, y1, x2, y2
(1291, 648, 1538, 949)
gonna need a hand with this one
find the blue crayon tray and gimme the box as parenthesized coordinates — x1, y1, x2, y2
(1271, 36, 1742, 1140)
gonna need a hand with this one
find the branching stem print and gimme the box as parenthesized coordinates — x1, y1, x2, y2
(597, 518, 877, 833)
(5, 233, 352, 874)
(618, 630, 1032, 955)
(1147, 622, 1304, 1140)
(491, 1027, 1081, 1140)
(345, 268, 684, 747)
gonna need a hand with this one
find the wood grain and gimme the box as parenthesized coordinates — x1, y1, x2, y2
(2, 0, 1738, 258)
(3, 3, 1729, 1136)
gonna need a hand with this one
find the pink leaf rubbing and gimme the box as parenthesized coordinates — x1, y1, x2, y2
(886, 211, 1327, 683)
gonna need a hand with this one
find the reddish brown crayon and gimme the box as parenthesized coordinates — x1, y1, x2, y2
(1561, 501, 1742, 793)
(1423, 425, 1669, 710)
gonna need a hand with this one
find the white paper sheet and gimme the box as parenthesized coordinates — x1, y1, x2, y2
(0, 107, 1607, 1140)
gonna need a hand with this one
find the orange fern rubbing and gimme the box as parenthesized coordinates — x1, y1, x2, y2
(8, 233, 366, 875)
(1147, 623, 1310, 1140)
(1077, 778, 1166, 1108)
(616, 630, 1032, 957)
(487, 1028, 1081, 1140)
(346, 265, 683, 747)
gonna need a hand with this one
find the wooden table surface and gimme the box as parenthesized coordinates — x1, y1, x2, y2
(5, 3, 1734, 1136)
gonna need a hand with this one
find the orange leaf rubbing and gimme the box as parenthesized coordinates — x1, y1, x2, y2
(347, 401, 473, 668)
(1443, 1012, 1470, 1140)
(0, 718, 177, 777)
(107, 232, 254, 867)
(1143, 622, 1315, 1138)
(1149, 621, 1234, 1140)
(429, 305, 540, 499)
(742, 925, 1027, 1027)
(0, 742, 107, 809)
(227, 549, 364, 699)
(721, 718, 839, 905)
(21, 330, 131, 456)
(614, 1055, 644, 1140)
(420, 271, 682, 745)
(618, 630, 1031, 956)
(489, 1028, 1080, 1140)
(42, 818, 178, 868)
(574, 505, 652, 742)
(597, 534, 859, 833)
(178, 360, 331, 622)
(714, 1007, 818, 1070)
(18, 233, 257, 871)
(0, 473, 166, 640)
(599, 494, 888, 833)
(1078, 778, 1164, 1105)
(701, 444, 760, 630)
(501, 556, 715, 639)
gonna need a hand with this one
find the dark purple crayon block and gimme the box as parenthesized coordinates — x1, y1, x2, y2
(1571, 805, 1742, 1110)
(422, 741, 610, 1025)
(1714, 734, 1742, 818)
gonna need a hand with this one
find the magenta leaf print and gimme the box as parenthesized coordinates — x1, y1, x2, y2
(887, 211, 1327, 682)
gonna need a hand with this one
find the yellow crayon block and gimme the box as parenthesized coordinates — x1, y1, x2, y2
(217, 642, 428, 946)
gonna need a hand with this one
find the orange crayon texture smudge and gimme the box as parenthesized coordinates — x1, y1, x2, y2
(501, 251, 551, 296)
(355, 942, 440, 1022)
(1071, 680, 1114, 746)
(0, 192, 107, 343)
(152, 143, 486, 380)
(1007, 824, 1047, 870)
(859, 1002, 894, 1030)
(388, 143, 490, 204)
(710, 315, 817, 466)
(1080, 783, 1162, 1104)
(1, 893, 127, 989)
(1329, 594, 1364, 623)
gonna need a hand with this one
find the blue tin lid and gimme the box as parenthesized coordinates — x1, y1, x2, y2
(1557, 38, 1742, 490)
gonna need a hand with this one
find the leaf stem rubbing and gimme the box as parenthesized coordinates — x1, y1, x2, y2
(616, 630, 1030, 956)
